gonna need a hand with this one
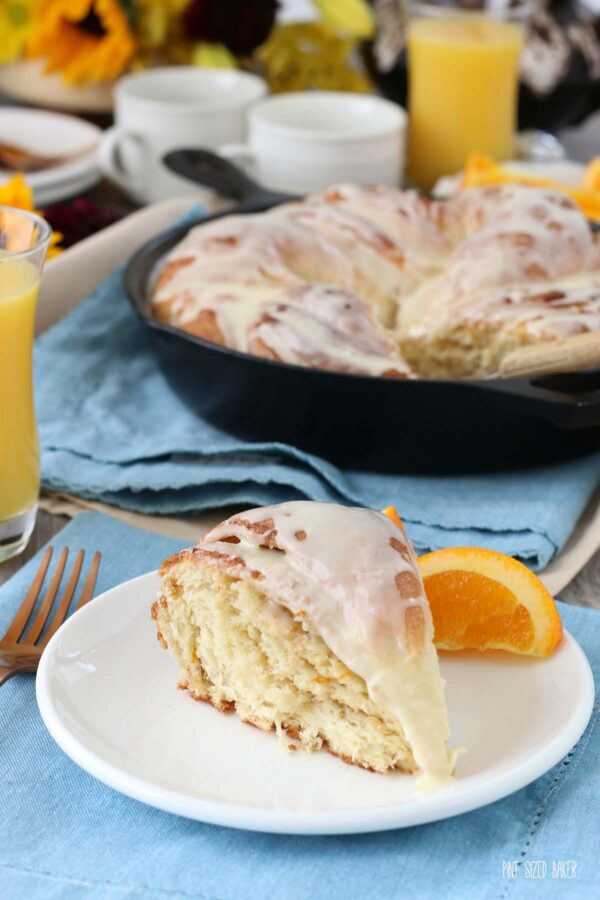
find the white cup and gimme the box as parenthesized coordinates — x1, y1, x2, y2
(98, 67, 267, 204)
(220, 91, 407, 194)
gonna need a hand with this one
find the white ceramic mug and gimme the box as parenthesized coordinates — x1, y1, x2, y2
(98, 67, 267, 204)
(220, 92, 407, 194)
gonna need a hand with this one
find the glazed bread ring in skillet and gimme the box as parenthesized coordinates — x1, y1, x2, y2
(152, 184, 600, 379)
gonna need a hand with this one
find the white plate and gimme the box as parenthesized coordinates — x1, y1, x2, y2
(0, 108, 102, 205)
(36, 571, 594, 835)
(0, 61, 113, 114)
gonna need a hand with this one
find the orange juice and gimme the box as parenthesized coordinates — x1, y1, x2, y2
(407, 17, 524, 191)
(0, 259, 40, 522)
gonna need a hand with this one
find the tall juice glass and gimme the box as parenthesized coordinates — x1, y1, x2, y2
(407, 0, 531, 192)
(0, 208, 51, 562)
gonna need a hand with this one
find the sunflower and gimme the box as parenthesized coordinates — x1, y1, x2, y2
(27, 0, 135, 85)
(0, 174, 62, 257)
(0, 0, 35, 64)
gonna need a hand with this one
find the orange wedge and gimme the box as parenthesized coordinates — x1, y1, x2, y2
(417, 547, 563, 657)
(380, 507, 562, 656)
(461, 152, 600, 222)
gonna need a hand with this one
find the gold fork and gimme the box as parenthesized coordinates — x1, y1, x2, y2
(0, 547, 101, 686)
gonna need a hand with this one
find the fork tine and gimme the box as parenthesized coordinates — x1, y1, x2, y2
(25, 547, 70, 644)
(1, 547, 53, 643)
(74, 551, 101, 612)
(40, 550, 84, 646)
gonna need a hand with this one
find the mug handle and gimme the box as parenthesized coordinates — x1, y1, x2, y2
(98, 127, 148, 197)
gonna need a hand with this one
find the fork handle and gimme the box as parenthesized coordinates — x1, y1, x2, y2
(1, 664, 19, 686)
(0, 663, 36, 686)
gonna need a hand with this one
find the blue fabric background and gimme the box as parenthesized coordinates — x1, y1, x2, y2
(0, 513, 598, 899)
(33, 209, 600, 571)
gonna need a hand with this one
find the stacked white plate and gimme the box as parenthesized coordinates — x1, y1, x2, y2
(0, 107, 102, 207)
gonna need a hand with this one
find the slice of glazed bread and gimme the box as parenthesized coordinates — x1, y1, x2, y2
(152, 501, 454, 780)
(152, 557, 418, 774)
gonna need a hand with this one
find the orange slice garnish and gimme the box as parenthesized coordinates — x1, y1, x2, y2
(381, 507, 561, 656)
(461, 152, 600, 221)
(418, 547, 563, 657)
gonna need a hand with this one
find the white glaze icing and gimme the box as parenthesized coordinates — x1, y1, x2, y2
(401, 185, 600, 345)
(152, 184, 600, 377)
(199, 501, 454, 781)
(152, 202, 412, 376)
(404, 276, 600, 344)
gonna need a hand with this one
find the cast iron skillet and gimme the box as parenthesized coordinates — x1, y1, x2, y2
(124, 149, 600, 474)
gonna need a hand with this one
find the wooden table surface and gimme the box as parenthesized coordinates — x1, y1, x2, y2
(1, 509, 599, 609)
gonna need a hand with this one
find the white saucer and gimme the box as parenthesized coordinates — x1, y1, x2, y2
(0, 108, 102, 206)
(36, 571, 594, 835)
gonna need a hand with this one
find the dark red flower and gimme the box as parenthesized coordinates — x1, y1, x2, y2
(43, 197, 124, 248)
(182, 0, 278, 55)
(182, 0, 220, 43)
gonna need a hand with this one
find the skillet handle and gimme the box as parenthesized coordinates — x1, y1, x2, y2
(163, 148, 298, 207)
(481, 370, 600, 429)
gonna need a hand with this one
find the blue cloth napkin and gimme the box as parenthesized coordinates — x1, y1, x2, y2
(34, 209, 600, 570)
(0, 512, 598, 899)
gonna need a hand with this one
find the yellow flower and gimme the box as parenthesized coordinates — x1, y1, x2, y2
(133, 0, 201, 68)
(0, 172, 34, 210)
(312, 0, 374, 39)
(257, 22, 372, 94)
(0, 174, 62, 257)
(136, 0, 188, 51)
(190, 41, 237, 68)
(136, 0, 170, 50)
(0, 0, 35, 64)
(27, 0, 135, 85)
(165, 0, 188, 11)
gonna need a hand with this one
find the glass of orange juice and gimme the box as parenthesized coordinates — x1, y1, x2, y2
(407, 0, 532, 191)
(0, 207, 51, 562)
